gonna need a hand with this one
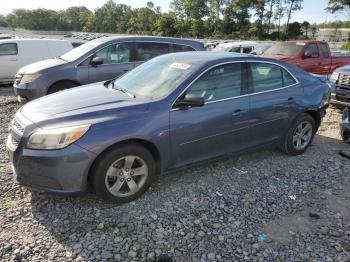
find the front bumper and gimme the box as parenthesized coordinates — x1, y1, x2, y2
(7, 140, 96, 194)
(330, 88, 350, 107)
(13, 80, 47, 103)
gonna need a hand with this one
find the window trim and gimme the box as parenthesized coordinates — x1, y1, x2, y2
(305, 43, 320, 58)
(173, 43, 196, 52)
(171, 60, 299, 111)
(135, 41, 170, 63)
(247, 61, 297, 94)
(76, 40, 198, 68)
(0, 43, 18, 56)
(77, 41, 135, 67)
(320, 43, 330, 58)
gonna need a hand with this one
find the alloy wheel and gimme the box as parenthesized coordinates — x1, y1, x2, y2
(105, 155, 148, 197)
(292, 121, 313, 151)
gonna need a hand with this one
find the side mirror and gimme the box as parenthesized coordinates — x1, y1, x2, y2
(90, 57, 104, 67)
(174, 94, 205, 109)
(303, 50, 313, 59)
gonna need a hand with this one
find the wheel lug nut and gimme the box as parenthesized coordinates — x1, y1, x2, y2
(130, 171, 134, 175)
(125, 168, 129, 171)
(127, 178, 131, 182)
(119, 172, 123, 175)
(120, 178, 124, 182)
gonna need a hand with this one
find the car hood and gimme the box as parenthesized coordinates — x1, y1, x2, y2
(334, 65, 350, 74)
(17, 58, 66, 74)
(20, 82, 149, 125)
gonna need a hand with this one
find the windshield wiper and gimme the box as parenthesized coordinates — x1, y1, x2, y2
(109, 82, 135, 98)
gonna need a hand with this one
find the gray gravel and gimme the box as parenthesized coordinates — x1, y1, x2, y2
(1, 89, 350, 261)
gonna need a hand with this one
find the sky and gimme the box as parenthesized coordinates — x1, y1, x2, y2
(0, 0, 347, 24)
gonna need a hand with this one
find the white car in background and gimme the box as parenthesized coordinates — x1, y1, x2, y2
(213, 41, 270, 54)
(0, 39, 73, 83)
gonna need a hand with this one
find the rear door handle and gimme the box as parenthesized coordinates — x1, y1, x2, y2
(9, 58, 18, 61)
(232, 109, 247, 116)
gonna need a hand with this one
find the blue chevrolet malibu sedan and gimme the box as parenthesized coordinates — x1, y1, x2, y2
(7, 52, 330, 202)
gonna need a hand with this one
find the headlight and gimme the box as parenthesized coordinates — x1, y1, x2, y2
(20, 73, 41, 84)
(329, 72, 339, 83)
(27, 125, 90, 150)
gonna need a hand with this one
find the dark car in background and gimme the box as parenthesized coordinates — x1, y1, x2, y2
(329, 65, 350, 107)
(13, 36, 204, 102)
(7, 52, 330, 202)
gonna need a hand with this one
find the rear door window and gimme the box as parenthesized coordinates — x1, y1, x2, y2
(173, 44, 195, 52)
(305, 44, 319, 58)
(249, 62, 296, 93)
(136, 42, 169, 61)
(320, 43, 330, 58)
(0, 43, 18, 55)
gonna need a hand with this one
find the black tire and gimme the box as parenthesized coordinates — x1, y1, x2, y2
(47, 81, 78, 94)
(91, 143, 156, 202)
(280, 113, 316, 155)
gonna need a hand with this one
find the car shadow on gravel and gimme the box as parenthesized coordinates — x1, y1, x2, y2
(25, 133, 350, 260)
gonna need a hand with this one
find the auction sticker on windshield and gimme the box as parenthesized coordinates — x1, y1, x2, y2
(170, 62, 192, 70)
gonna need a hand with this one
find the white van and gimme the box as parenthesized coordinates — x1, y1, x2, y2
(0, 39, 73, 83)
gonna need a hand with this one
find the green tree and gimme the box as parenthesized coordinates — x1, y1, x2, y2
(171, 0, 209, 37)
(0, 15, 8, 27)
(285, 0, 303, 39)
(64, 6, 92, 31)
(301, 20, 310, 38)
(223, 0, 252, 39)
(155, 12, 179, 36)
(287, 21, 302, 39)
(326, 0, 350, 19)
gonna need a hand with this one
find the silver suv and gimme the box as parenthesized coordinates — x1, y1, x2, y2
(13, 36, 204, 102)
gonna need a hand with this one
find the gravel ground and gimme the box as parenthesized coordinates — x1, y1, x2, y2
(1, 88, 350, 261)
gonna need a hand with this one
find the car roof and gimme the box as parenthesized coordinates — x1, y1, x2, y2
(92, 35, 203, 45)
(158, 51, 284, 66)
(0, 38, 70, 44)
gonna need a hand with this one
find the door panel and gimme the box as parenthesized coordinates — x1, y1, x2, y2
(88, 42, 135, 83)
(0, 43, 19, 80)
(299, 43, 322, 74)
(170, 98, 251, 167)
(247, 62, 301, 145)
(169, 62, 252, 167)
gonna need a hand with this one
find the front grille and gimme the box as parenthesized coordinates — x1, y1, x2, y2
(12, 119, 25, 134)
(338, 73, 350, 87)
(7, 117, 25, 151)
(10, 134, 19, 147)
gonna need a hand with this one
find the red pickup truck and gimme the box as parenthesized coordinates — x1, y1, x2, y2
(262, 40, 350, 75)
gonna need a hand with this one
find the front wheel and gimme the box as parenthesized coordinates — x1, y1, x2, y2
(91, 143, 156, 202)
(280, 114, 316, 155)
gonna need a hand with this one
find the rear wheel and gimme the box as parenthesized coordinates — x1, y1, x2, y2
(47, 81, 78, 94)
(91, 143, 156, 202)
(280, 113, 316, 155)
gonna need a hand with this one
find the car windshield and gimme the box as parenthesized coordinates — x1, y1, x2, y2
(264, 42, 304, 56)
(60, 40, 101, 62)
(111, 56, 200, 100)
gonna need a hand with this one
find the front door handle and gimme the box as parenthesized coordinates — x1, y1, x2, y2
(9, 58, 18, 61)
(232, 109, 247, 116)
(287, 97, 294, 104)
